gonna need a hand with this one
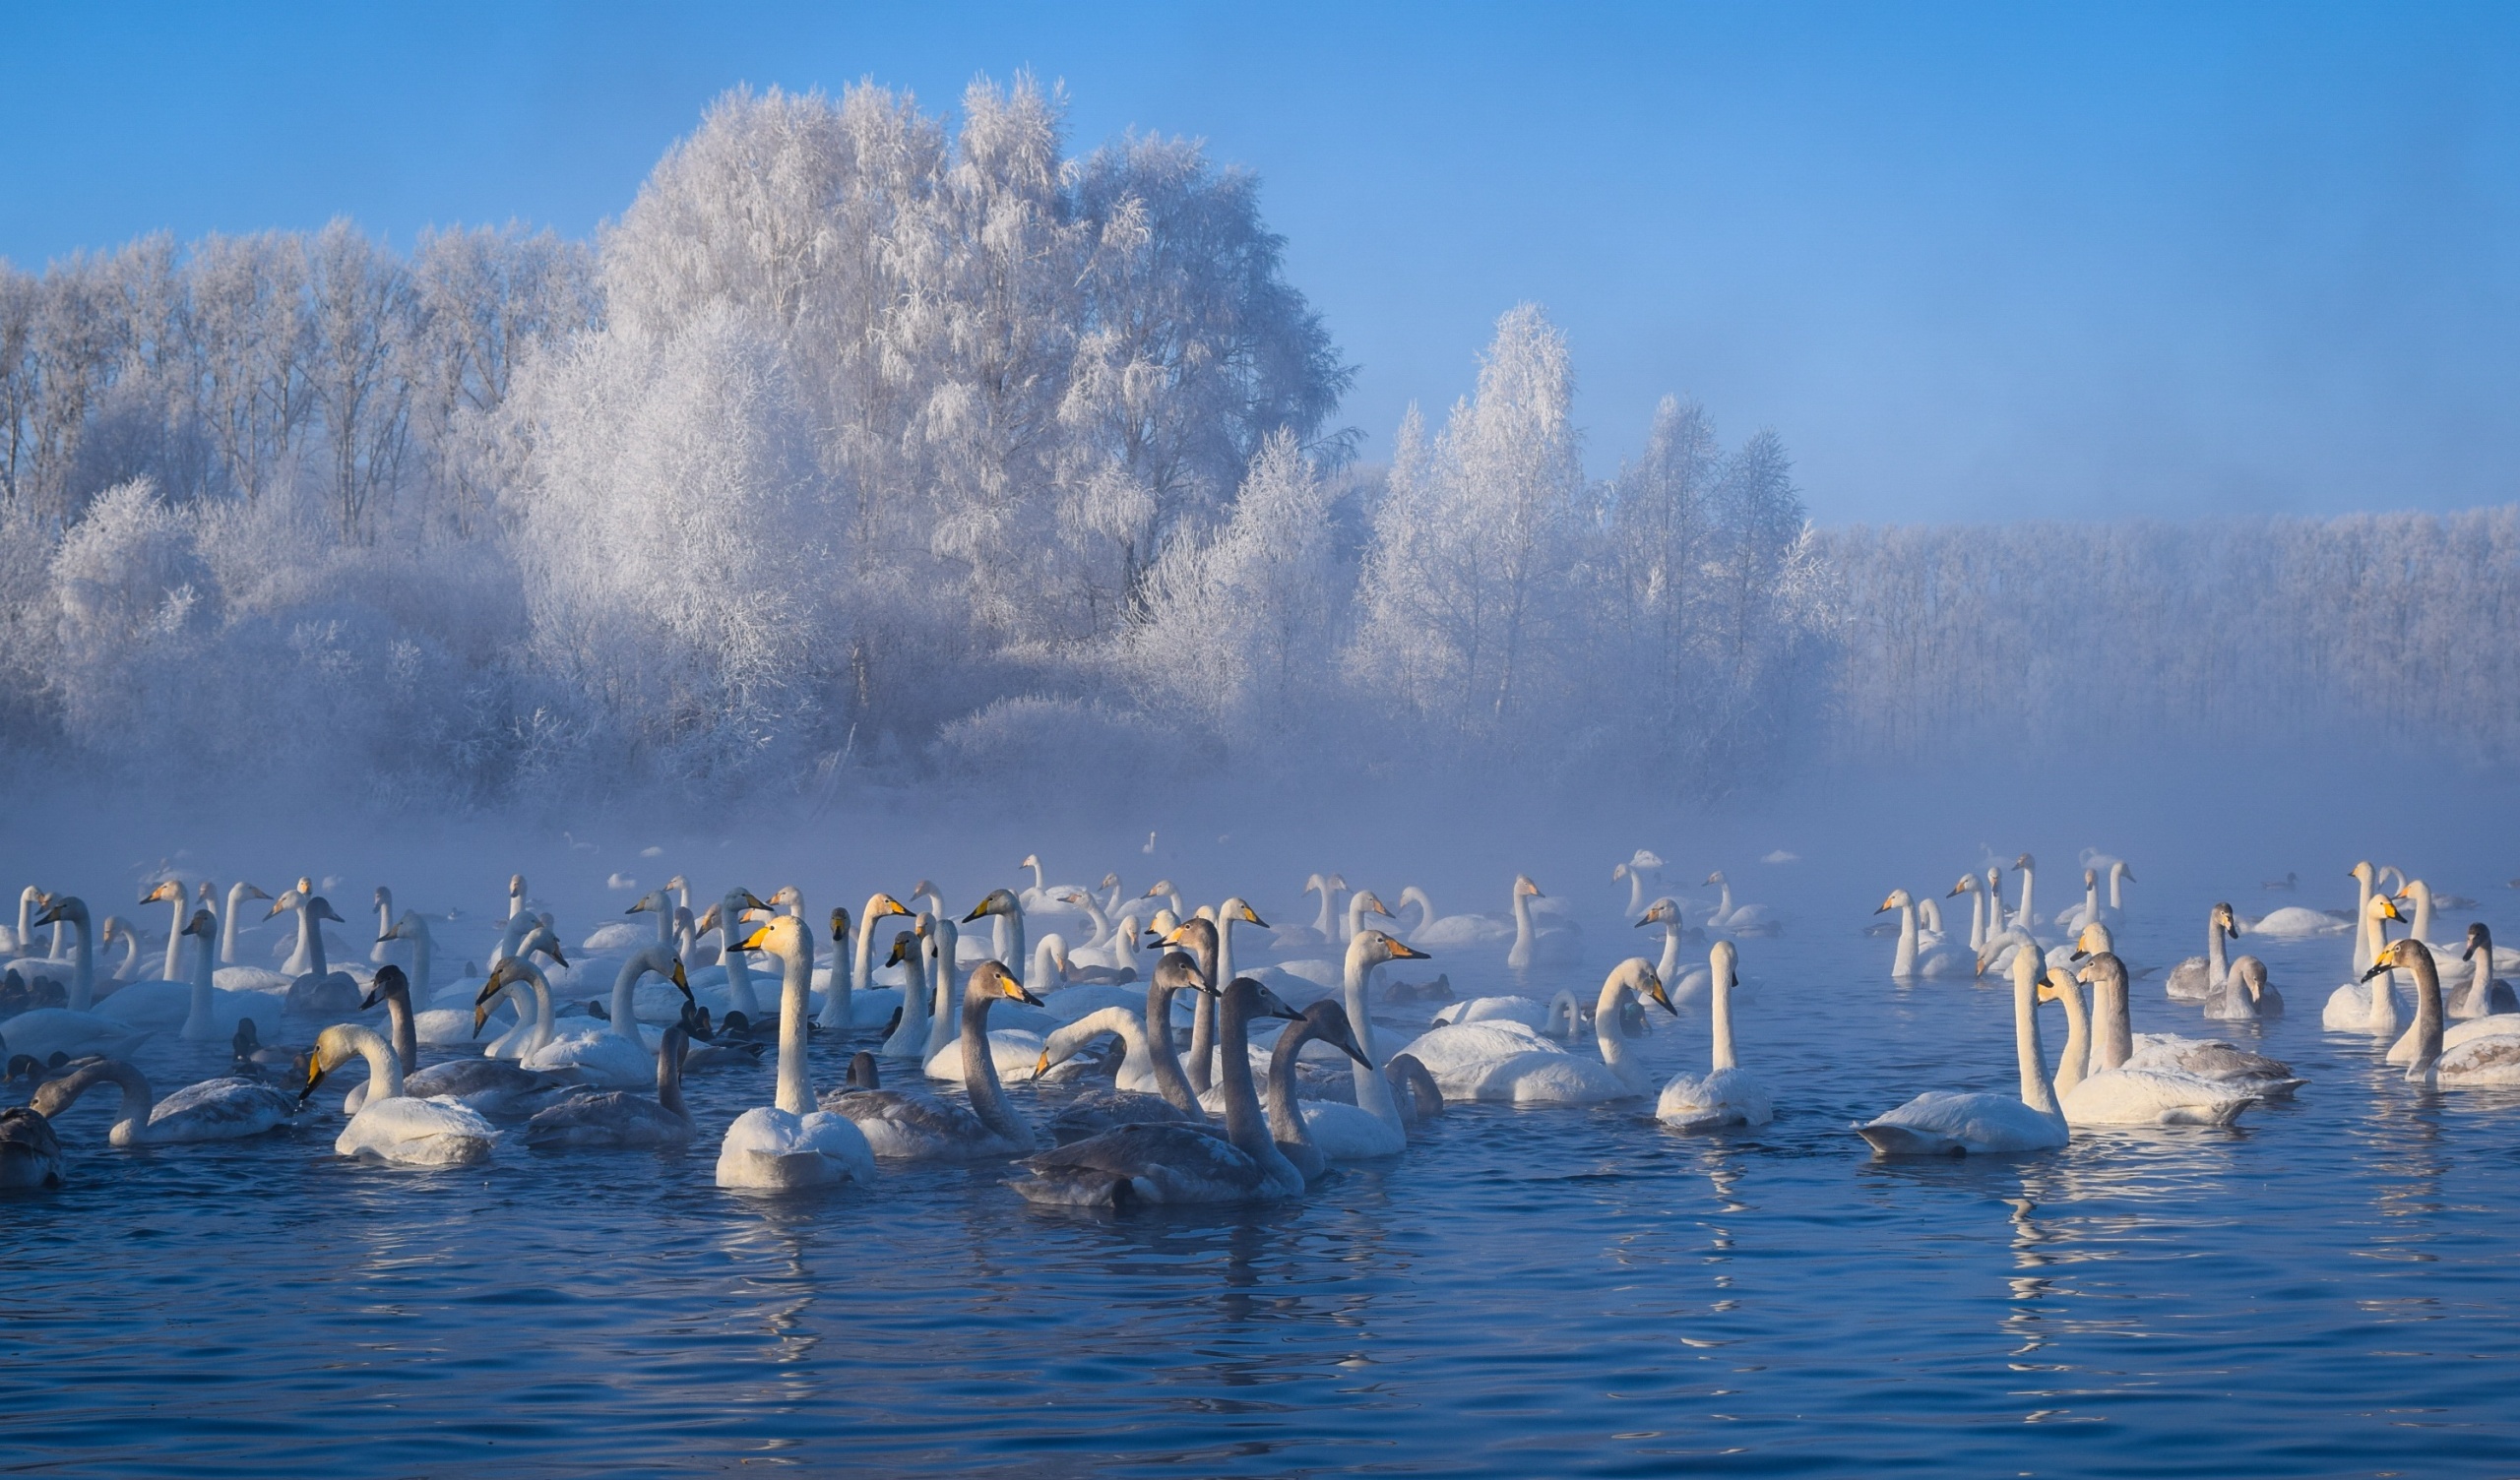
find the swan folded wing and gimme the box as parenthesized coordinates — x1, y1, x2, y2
(1009, 1123, 1265, 1205)
(1855, 1091, 2066, 1155)
(1396, 1020, 1566, 1096)
(406, 1058, 567, 1114)
(823, 1088, 1003, 1158)
(2125, 1034, 2301, 1094)
(1295, 1098, 1406, 1158)
(715, 1106, 874, 1188)
(339, 1096, 497, 1166)
(1657, 1067, 1774, 1129)
(523, 1091, 689, 1147)
(1042, 1090, 1206, 1144)
(522, 1031, 654, 1088)
(2061, 1069, 2252, 1127)
(146, 1077, 296, 1141)
(2439, 1033, 2520, 1085)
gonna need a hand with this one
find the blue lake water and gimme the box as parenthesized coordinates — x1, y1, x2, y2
(8, 906, 2520, 1477)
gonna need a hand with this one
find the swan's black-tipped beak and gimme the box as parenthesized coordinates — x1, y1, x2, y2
(670, 960, 693, 1004)
(1634, 914, 1652, 928)
(297, 1065, 325, 1106)
(2069, 948, 2089, 961)
(1389, 941, 1431, 960)
(1332, 1029, 1372, 1068)
(1008, 981, 1044, 1008)
(960, 905, 986, 923)
(2361, 958, 2393, 983)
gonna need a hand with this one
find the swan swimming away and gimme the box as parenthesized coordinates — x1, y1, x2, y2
(828, 959, 1043, 1160)
(301, 1023, 499, 1167)
(716, 913, 875, 1191)
(32, 1056, 300, 1144)
(524, 1024, 698, 1148)
(1657, 941, 1773, 1130)
(1008, 974, 1310, 1206)
(1853, 944, 2068, 1156)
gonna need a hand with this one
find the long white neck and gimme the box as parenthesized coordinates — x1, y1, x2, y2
(407, 922, 433, 1004)
(2353, 869, 2375, 973)
(297, 905, 328, 975)
(1624, 870, 1648, 915)
(502, 966, 557, 1058)
(349, 1025, 405, 1101)
(1216, 913, 1238, 988)
(2015, 867, 2035, 930)
(1031, 936, 1063, 992)
(2411, 887, 2435, 944)
(1312, 885, 1338, 940)
(1894, 901, 1919, 977)
(181, 929, 219, 1040)
(612, 952, 665, 1050)
(1716, 877, 1736, 919)
(925, 920, 959, 1058)
(1511, 889, 1536, 955)
(2050, 972, 2088, 1096)
(1025, 859, 1045, 893)
(1709, 965, 1737, 1073)
(1594, 968, 1641, 1081)
(722, 898, 760, 1018)
(774, 937, 815, 1116)
(1967, 888, 1984, 953)
(14, 889, 32, 949)
(2083, 878, 2099, 921)
(1343, 939, 1404, 1133)
(993, 902, 1026, 971)
(1344, 894, 1373, 944)
(2108, 864, 2126, 910)
(160, 894, 186, 980)
(2012, 956, 2059, 1116)
(66, 910, 94, 1010)
(1656, 920, 1681, 983)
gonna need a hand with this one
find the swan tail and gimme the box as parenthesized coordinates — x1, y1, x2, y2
(1853, 1121, 1962, 1156)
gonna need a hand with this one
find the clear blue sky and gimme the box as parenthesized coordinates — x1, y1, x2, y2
(6, 2, 2515, 522)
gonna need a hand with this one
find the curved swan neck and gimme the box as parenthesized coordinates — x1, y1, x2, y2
(1215, 984, 1294, 1186)
(1593, 968, 1636, 1075)
(160, 893, 186, 980)
(2407, 950, 2444, 1079)
(1656, 919, 1681, 984)
(43, 1060, 154, 1141)
(1265, 1014, 1321, 1158)
(614, 950, 670, 1050)
(349, 1025, 404, 1100)
(1511, 886, 1535, 953)
(959, 975, 1029, 1145)
(2012, 956, 2059, 1116)
(774, 933, 816, 1116)
(1967, 885, 1985, 953)
(377, 976, 417, 1072)
(218, 884, 245, 963)
(2050, 972, 2088, 1096)
(1343, 937, 1405, 1132)
(2091, 956, 2132, 1071)
(1143, 961, 1203, 1116)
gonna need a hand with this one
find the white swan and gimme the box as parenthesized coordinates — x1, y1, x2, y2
(1703, 871, 1780, 936)
(1413, 958, 1673, 1104)
(1613, 849, 1666, 916)
(266, 891, 363, 1016)
(2204, 956, 2283, 1021)
(716, 913, 875, 1190)
(32, 1057, 298, 1144)
(2323, 894, 2404, 1035)
(1947, 874, 1989, 955)
(1009, 975, 1308, 1206)
(1657, 941, 1773, 1130)
(2041, 965, 2250, 1127)
(1635, 898, 1714, 1000)
(1018, 854, 1090, 921)
(301, 1022, 499, 1166)
(523, 947, 693, 1088)
(2164, 902, 2239, 1002)
(878, 919, 935, 1060)
(93, 908, 268, 1039)
(1317, 928, 1432, 1153)
(1507, 876, 1583, 969)
(1, 897, 157, 1062)
(142, 879, 191, 980)
(1853, 944, 2068, 1155)
(819, 891, 912, 1032)
(354, 964, 566, 1117)
(827, 959, 1042, 1160)
(1876, 890, 1964, 979)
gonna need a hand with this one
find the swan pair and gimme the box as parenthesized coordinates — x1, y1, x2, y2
(31, 1056, 300, 1145)
(1403, 956, 1672, 1104)
(1876, 891, 1965, 978)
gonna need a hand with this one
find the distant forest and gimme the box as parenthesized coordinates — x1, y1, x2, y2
(3, 80, 2508, 809)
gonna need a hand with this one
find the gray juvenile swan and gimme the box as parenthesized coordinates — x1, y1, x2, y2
(524, 1024, 697, 1148)
(824, 959, 1043, 1160)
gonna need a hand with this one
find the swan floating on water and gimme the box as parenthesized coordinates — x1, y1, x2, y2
(32, 1055, 300, 1144)
(716, 913, 875, 1191)
(1656, 941, 1772, 1130)
(1853, 944, 2068, 1156)
(2324, 894, 2405, 1035)
(302, 1022, 499, 1167)
(831, 959, 1043, 1160)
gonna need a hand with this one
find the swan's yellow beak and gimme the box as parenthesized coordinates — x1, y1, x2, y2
(1003, 976, 1043, 1007)
(2378, 897, 2404, 922)
(669, 959, 692, 1002)
(737, 923, 774, 952)
(1875, 895, 1898, 913)
(886, 935, 910, 966)
(1643, 972, 1675, 1015)
(1033, 1048, 1051, 1079)
(1238, 904, 1267, 926)
(1388, 939, 1430, 960)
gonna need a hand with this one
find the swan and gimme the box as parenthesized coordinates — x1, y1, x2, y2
(1948, 874, 1989, 954)
(524, 1024, 697, 1149)
(1037, 1005, 1163, 1093)
(1508, 876, 1583, 968)
(716, 913, 875, 1190)
(1018, 854, 1090, 921)
(265, 892, 362, 1016)
(2005, 854, 2041, 935)
(1, 897, 157, 1062)
(2377, 940, 2520, 1086)
(1262, 997, 1378, 1181)
(472, 954, 559, 1061)
(2449, 923, 2517, 1019)
(31, 1055, 299, 1144)
(2073, 950, 2301, 1098)
(1635, 898, 1714, 999)
(1009, 974, 1310, 1206)
(1035, 951, 1214, 1143)
(215, 881, 273, 970)
(353, 965, 566, 1117)
(818, 891, 912, 1032)
(1702, 871, 1780, 936)
(1853, 945, 2068, 1156)
(0, 883, 38, 958)
(921, 912, 963, 1059)
(523, 947, 693, 1088)
(2163, 902, 2239, 1002)
(1416, 958, 1673, 1104)
(300, 1022, 498, 1166)
(379, 911, 478, 1044)
(1876, 890, 1965, 979)
(879, 920, 935, 1060)
(2040, 966, 2251, 1127)
(2324, 894, 2405, 1035)
(1431, 995, 1556, 1031)
(0, 1104, 61, 1188)
(93, 908, 267, 1039)
(142, 879, 191, 980)
(2055, 861, 2135, 931)
(826, 959, 1042, 1160)
(1613, 850, 1666, 916)
(1312, 928, 1433, 1153)
(2204, 956, 2283, 1021)
(1657, 941, 1773, 1130)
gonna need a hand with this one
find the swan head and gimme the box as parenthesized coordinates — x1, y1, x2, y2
(963, 888, 1018, 924)
(33, 895, 86, 928)
(2083, 868, 2097, 889)
(2214, 901, 2239, 935)
(182, 907, 216, 940)
(1517, 876, 1545, 897)
(663, 874, 688, 894)
(516, 923, 569, 967)
(1612, 956, 1675, 1015)
(1225, 975, 1304, 1026)
(2231, 956, 2270, 1003)
(1699, 872, 1725, 888)
(236, 882, 272, 903)
(627, 891, 666, 916)
(2069, 920, 2113, 959)
(2013, 853, 2035, 872)
(735, 913, 811, 960)
(1947, 875, 1975, 896)
(847, 1051, 881, 1091)
(372, 885, 391, 909)
(2351, 860, 2374, 884)
(1221, 897, 1267, 927)
(264, 889, 303, 920)
(2465, 922, 2491, 959)
(1325, 874, 1347, 891)
(829, 906, 850, 944)
(1876, 890, 1913, 913)
(1353, 892, 1390, 920)
(1351, 928, 1429, 968)
(885, 928, 919, 967)
(973, 959, 1043, 1008)
(1612, 863, 1629, 883)
(694, 902, 722, 935)
(2374, 895, 2404, 923)
(2364, 938, 2426, 981)
(472, 957, 544, 1033)
(360, 964, 410, 1011)
(142, 880, 186, 906)
(1152, 949, 1207, 997)
(299, 1024, 369, 1105)
(2071, 951, 2124, 987)
(509, 873, 527, 897)
(2115, 862, 2136, 883)
(1019, 854, 1040, 870)
(1160, 916, 1219, 963)
(306, 896, 345, 925)
(1707, 938, 1737, 991)
(1295, 998, 1375, 1067)
(1143, 907, 1180, 944)
(1304, 873, 1326, 894)
(1145, 879, 1178, 899)
(99, 917, 127, 948)
(769, 885, 804, 910)
(1636, 897, 1680, 926)
(719, 886, 768, 915)
(2036, 966, 2074, 1005)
